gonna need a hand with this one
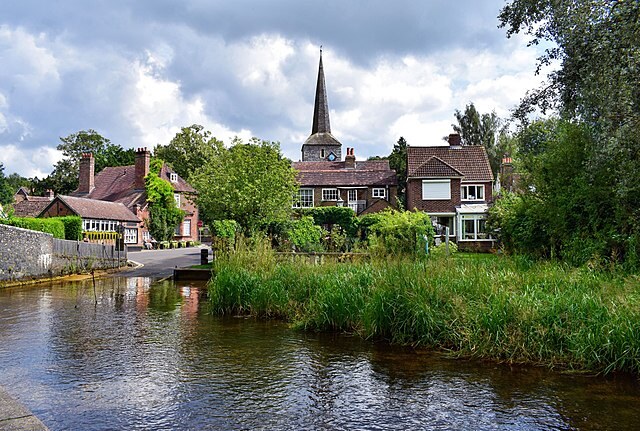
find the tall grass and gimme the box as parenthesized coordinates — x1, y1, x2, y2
(208, 244, 640, 374)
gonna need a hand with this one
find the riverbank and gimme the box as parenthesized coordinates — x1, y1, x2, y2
(0, 386, 48, 430)
(209, 251, 640, 375)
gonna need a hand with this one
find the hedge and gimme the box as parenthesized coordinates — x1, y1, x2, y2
(59, 216, 83, 241)
(0, 217, 65, 239)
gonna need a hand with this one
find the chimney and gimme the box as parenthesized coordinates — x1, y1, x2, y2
(345, 147, 356, 169)
(45, 189, 54, 200)
(78, 153, 95, 194)
(448, 133, 462, 147)
(135, 147, 150, 190)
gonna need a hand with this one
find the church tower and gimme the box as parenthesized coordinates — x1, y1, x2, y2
(301, 49, 342, 161)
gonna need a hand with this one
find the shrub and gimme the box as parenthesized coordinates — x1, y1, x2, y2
(366, 210, 434, 256)
(59, 216, 83, 241)
(298, 206, 358, 237)
(287, 216, 326, 252)
(1, 217, 65, 239)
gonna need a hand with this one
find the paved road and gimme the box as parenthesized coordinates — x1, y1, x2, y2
(119, 246, 210, 278)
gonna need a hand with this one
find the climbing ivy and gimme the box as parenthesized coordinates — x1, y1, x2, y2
(144, 158, 185, 242)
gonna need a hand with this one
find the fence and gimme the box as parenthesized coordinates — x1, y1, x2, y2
(52, 238, 128, 271)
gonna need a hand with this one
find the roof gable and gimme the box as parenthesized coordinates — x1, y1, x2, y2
(411, 156, 464, 178)
(407, 146, 493, 182)
(42, 195, 139, 222)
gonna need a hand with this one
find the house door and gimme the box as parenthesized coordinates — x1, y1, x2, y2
(348, 190, 357, 202)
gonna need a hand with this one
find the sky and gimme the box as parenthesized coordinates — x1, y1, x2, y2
(0, 0, 545, 179)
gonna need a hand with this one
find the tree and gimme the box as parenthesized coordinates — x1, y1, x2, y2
(38, 130, 134, 195)
(144, 158, 185, 242)
(0, 164, 14, 205)
(450, 103, 505, 176)
(154, 124, 223, 181)
(191, 138, 298, 232)
(389, 137, 408, 208)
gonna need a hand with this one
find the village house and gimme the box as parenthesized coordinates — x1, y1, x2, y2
(70, 148, 199, 249)
(12, 187, 55, 217)
(292, 51, 398, 214)
(406, 133, 495, 251)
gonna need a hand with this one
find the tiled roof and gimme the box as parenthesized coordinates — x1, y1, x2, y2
(49, 195, 140, 222)
(407, 146, 493, 182)
(293, 160, 397, 187)
(303, 132, 341, 147)
(411, 156, 464, 178)
(13, 199, 52, 217)
(72, 163, 194, 209)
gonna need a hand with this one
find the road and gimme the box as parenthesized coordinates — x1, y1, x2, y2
(120, 246, 210, 278)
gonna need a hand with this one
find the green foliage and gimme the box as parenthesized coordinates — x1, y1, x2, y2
(299, 206, 358, 237)
(1, 217, 65, 239)
(286, 216, 326, 252)
(430, 240, 458, 257)
(209, 251, 640, 375)
(211, 219, 239, 254)
(34, 129, 134, 195)
(191, 138, 298, 232)
(0, 163, 14, 206)
(144, 161, 185, 242)
(154, 124, 223, 181)
(365, 210, 435, 257)
(59, 216, 83, 241)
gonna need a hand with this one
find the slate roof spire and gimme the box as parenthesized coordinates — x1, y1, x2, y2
(311, 47, 331, 134)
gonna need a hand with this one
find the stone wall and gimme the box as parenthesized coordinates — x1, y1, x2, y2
(0, 224, 126, 283)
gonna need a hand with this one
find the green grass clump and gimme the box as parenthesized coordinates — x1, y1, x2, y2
(208, 247, 640, 375)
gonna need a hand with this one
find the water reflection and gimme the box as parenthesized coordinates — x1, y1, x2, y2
(0, 277, 639, 430)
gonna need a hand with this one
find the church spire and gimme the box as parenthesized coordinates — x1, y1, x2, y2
(311, 47, 331, 134)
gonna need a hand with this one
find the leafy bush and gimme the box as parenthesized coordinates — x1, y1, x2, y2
(1, 217, 65, 239)
(298, 207, 358, 237)
(365, 210, 434, 256)
(59, 216, 83, 241)
(430, 240, 458, 257)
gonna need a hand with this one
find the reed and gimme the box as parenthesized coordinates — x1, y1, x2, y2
(208, 248, 640, 374)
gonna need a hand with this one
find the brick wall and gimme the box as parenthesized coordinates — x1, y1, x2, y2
(406, 178, 461, 213)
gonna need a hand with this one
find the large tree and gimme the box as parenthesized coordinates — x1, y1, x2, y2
(154, 124, 223, 181)
(450, 102, 506, 176)
(191, 138, 298, 232)
(36, 130, 135, 195)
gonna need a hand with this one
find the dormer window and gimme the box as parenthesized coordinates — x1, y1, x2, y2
(170, 173, 178, 183)
(461, 185, 484, 201)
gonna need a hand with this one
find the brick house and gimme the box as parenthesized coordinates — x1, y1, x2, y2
(12, 188, 55, 217)
(293, 50, 397, 214)
(406, 133, 495, 250)
(71, 148, 199, 249)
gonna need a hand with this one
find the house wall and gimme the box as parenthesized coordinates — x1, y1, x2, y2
(406, 178, 462, 213)
(305, 186, 397, 214)
(41, 200, 75, 218)
(301, 145, 342, 162)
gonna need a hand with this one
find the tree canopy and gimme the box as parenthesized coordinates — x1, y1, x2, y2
(154, 124, 223, 181)
(191, 138, 298, 232)
(0, 164, 14, 206)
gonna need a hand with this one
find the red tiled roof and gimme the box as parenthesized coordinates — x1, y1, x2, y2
(407, 146, 493, 182)
(72, 163, 195, 209)
(293, 160, 397, 187)
(411, 156, 464, 178)
(47, 195, 140, 222)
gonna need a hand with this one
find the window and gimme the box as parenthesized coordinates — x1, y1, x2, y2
(327, 152, 336, 161)
(182, 219, 191, 237)
(372, 188, 386, 199)
(293, 189, 314, 208)
(170, 173, 178, 183)
(348, 189, 357, 202)
(461, 185, 485, 201)
(174, 193, 181, 208)
(321, 149, 325, 158)
(422, 180, 451, 200)
(322, 188, 339, 201)
(460, 215, 490, 240)
(124, 228, 138, 244)
(432, 216, 455, 236)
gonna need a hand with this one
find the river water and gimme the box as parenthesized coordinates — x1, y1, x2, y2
(1, 276, 639, 430)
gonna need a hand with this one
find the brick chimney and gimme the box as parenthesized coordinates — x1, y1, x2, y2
(45, 189, 54, 200)
(135, 147, 150, 190)
(78, 153, 95, 194)
(448, 133, 462, 147)
(345, 147, 356, 169)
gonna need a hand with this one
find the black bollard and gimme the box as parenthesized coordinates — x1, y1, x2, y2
(200, 248, 209, 265)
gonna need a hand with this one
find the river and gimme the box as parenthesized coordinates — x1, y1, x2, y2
(1, 276, 639, 430)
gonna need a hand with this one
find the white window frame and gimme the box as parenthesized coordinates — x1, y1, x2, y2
(124, 228, 138, 244)
(182, 219, 191, 237)
(174, 193, 181, 208)
(293, 188, 314, 208)
(170, 173, 178, 183)
(372, 188, 386, 199)
(459, 214, 491, 241)
(422, 179, 451, 200)
(461, 184, 485, 201)
(322, 188, 339, 201)
(348, 189, 357, 202)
